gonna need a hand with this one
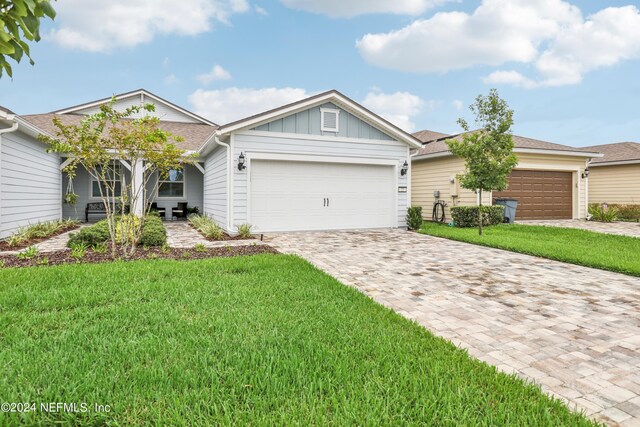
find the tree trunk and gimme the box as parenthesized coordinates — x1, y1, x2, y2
(478, 189, 483, 236)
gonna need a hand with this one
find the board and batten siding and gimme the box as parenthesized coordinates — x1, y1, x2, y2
(0, 130, 61, 238)
(203, 145, 228, 229)
(588, 164, 640, 205)
(74, 94, 200, 124)
(231, 131, 410, 229)
(252, 103, 394, 141)
(411, 152, 590, 220)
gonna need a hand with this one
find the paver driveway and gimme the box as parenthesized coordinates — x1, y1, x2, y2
(267, 229, 640, 426)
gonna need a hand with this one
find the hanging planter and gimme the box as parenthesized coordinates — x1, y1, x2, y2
(64, 173, 78, 205)
(64, 192, 79, 205)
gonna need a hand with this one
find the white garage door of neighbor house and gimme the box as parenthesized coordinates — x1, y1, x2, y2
(249, 159, 396, 232)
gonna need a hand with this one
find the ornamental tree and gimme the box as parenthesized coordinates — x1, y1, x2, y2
(0, 0, 56, 78)
(41, 100, 195, 256)
(446, 89, 518, 235)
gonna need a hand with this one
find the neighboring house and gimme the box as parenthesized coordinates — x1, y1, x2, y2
(0, 89, 420, 238)
(582, 142, 640, 205)
(411, 131, 601, 221)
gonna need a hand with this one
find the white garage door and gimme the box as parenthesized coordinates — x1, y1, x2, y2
(249, 160, 396, 232)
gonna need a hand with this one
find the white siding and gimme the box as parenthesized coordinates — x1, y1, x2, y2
(74, 94, 200, 124)
(203, 145, 228, 229)
(231, 131, 409, 229)
(1, 130, 61, 238)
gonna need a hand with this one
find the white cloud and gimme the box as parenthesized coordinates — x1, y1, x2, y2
(356, 0, 640, 87)
(48, 0, 250, 52)
(452, 99, 463, 110)
(162, 57, 171, 68)
(280, 0, 447, 18)
(361, 91, 425, 132)
(188, 87, 311, 124)
(196, 65, 232, 84)
(164, 74, 179, 85)
(255, 5, 268, 16)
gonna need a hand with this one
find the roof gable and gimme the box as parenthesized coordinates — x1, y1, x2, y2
(251, 102, 395, 141)
(584, 142, 640, 164)
(53, 89, 215, 126)
(216, 90, 422, 148)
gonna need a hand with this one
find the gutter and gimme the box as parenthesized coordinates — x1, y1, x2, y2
(0, 118, 20, 237)
(214, 134, 233, 233)
(412, 147, 604, 162)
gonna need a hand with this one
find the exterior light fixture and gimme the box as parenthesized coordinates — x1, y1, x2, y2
(400, 161, 409, 176)
(238, 152, 246, 171)
(582, 167, 590, 179)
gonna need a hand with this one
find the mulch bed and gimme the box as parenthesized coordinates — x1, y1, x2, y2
(0, 245, 278, 269)
(0, 224, 80, 251)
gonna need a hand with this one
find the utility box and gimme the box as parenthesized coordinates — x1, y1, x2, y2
(494, 198, 518, 223)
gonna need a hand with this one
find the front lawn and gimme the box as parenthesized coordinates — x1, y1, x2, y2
(420, 222, 640, 276)
(0, 255, 595, 425)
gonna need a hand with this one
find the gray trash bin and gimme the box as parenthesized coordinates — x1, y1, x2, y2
(494, 198, 518, 223)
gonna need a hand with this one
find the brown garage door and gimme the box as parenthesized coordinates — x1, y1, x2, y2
(493, 170, 573, 220)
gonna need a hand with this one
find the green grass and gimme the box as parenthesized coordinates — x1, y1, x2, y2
(421, 222, 640, 276)
(0, 256, 596, 426)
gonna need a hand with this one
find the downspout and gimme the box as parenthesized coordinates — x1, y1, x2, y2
(0, 120, 20, 236)
(214, 134, 233, 232)
(585, 159, 592, 220)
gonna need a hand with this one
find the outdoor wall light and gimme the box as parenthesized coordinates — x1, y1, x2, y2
(582, 167, 590, 179)
(238, 152, 246, 171)
(400, 161, 409, 176)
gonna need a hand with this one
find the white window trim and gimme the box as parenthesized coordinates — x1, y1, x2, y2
(320, 108, 340, 133)
(156, 168, 187, 200)
(89, 164, 123, 200)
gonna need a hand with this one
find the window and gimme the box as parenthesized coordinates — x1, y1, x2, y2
(91, 164, 122, 198)
(320, 108, 340, 132)
(158, 169, 185, 198)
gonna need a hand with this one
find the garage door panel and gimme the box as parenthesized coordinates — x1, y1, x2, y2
(494, 170, 573, 220)
(249, 160, 396, 231)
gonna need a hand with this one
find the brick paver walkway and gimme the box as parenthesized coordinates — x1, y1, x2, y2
(521, 220, 640, 238)
(267, 229, 640, 426)
(165, 222, 266, 248)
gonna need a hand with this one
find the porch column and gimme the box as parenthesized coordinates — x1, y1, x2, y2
(131, 159, 145, 216)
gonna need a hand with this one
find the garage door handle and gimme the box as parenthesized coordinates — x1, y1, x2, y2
(327, 198, 329, 207)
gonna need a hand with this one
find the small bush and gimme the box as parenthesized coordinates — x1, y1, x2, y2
(68, 221, 110, 247)
(451, 205, 505, 228)
(236, 223, 253, 239)
(406, 206, 423, 230)
(610, 204, 640, 222)
(70, 242, 88, 260)
(139, 215, 167, 247)
(189, 215, 226, 240)
(4, 219, 79, 247)
(17, 246, 39, 260)
(589, 203, 619, 223)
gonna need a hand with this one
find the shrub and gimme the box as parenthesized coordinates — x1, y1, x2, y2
(68, 221, 110, 247)
(189, 215, 226, 240)
(406, 206, 423, 230)
(611, 204, 640, 222)
(70, 242, 88, 260)
(116, 214, 142, 245)
(138, 215, 167, 247)
(17, 245, 39, 260)
(589, 203, 619, 223)
(451, 206, 505, 228)
(236, 223, 253, 239)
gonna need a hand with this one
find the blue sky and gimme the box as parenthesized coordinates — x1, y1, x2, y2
(1, 0, 639, 147)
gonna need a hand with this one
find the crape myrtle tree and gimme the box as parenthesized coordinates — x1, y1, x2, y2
(41, 100, 195, 256)
(446, 89, 518, 236)
(0, 0, 56, 78)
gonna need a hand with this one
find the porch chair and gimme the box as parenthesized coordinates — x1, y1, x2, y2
(148, 202, 166, 220)
(172, 202, 188, 220)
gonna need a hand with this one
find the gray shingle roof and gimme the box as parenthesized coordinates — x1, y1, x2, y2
(583, 142, 640, 164)
(413, 130, 601, 157)
(412, 129, 449, 142)
(19, 113, 217, 151)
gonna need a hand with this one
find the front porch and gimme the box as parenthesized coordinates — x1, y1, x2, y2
(61, 163, 204, 222)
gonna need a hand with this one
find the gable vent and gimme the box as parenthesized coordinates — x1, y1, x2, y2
(321, 108, 340, 132)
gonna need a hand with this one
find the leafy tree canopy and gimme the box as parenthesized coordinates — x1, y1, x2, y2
(0, 0, 56, 78)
